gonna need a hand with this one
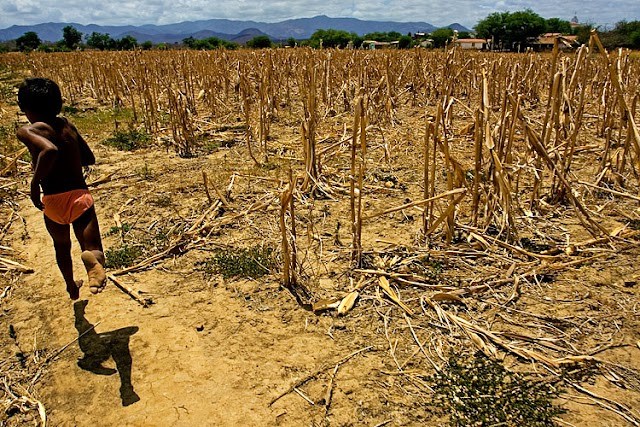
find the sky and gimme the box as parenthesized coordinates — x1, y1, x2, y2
(0, 0, 638, 30)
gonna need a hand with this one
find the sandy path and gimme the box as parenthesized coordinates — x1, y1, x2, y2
(8, 205, 360, 426)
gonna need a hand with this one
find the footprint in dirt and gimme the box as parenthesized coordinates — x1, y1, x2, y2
(73, 300, 140, 406)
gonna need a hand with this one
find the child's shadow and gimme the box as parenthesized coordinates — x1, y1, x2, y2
(73, 300, 140, 406)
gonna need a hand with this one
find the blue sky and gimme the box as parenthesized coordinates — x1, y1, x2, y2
(0, 0, 637, 30)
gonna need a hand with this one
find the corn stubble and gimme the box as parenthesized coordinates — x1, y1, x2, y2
(4, 35, 640, 423)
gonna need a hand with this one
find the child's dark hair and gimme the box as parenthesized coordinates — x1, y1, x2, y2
(17, 77, 63, 117)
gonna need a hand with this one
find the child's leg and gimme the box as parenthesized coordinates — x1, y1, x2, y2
(73, 206, 106, 293)
(44, 216, 82, 300)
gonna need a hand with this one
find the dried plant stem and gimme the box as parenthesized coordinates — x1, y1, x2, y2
(578, 180, 640, 202)
(202, 171, 212, 204)
(404, 314, 440, 371)
(301, 60, 318, 192)
(0, 256, 34, 273)
(279, 170, 296, 288)
(591, 31, 640, 182)
(364, 188, 465, 221)
(107, 275, 151, 307)
(240, 67, 261, 167)
(269, 346, 374, 406)
(350, 94, 366, 266)
(565, 380, 640, 426)
(423, 120, 433, 234)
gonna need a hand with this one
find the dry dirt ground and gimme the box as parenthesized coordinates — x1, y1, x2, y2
(1, 67, 640, 426)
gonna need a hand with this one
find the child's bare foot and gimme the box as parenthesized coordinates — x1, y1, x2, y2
(81, 250, 106, 294)
(66, 280, 83, 300)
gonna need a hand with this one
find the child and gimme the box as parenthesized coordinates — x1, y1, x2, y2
(17, 77, 106, 299)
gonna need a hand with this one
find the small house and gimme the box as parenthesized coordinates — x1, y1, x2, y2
(533, 33, 579, 50)
(454, 38, 488, 50)
(362, 40, 399, 50)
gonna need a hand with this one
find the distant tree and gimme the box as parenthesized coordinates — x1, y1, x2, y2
(390, 31, 402, 40)
(475, 9, 546, 51)
(457, 31, 471, 39)
(16, 31, 41, 51)
(86, 32, 116, 50)
(141, 40, 153, 50)
(430, 28, 454, 48)
(574, 24, 594, 45)
(117, 35, 138, 50)
(631, 29, 640, 48)
(309, 29, 354, 48)
(504, 10, 547, 51)
(192, 38, 214, 49)
(182, 36, 196, 48)
(246, 35, 272, 48)
(545, 18, 572, 34)
(183, 36, 237, 50)
(600, 20, 640, 49)
(363, 31, 382, 41)
(363, 31, 402, 42)
(52, 40, 71, 52)
(398, 35, 413, 49)
(85, 32, 139, 51)
(286, 37, 297, 47)
(351, 34, 364, 48)
(62, 25, 83, 49)
(474, 12, 508, 49)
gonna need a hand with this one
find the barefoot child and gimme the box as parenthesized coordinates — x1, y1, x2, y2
(17, 77, 106, 299)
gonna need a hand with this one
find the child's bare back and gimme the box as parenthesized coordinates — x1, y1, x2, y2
(18, 117, 93, 196)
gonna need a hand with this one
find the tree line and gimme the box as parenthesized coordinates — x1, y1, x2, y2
(2, 26, 152, 52)
(474, 10, 640, 50)
(1, 12, 639, 53)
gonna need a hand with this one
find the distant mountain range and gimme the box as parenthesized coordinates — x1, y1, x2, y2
(0, 15, 471, 44)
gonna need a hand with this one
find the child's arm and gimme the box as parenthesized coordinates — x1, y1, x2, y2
(78, 133, 95, 166)
(16, 126, 59, 210)
(67, 120, 95, 166)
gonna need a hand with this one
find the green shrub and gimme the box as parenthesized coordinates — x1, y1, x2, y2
(102, 128, 150, 151)
(105, 244, 143, 268)
(430, 352, 565, 427)
(198, 246, 278, 279)
(106, 223, 132, 236)
(135, 162, 154, 180)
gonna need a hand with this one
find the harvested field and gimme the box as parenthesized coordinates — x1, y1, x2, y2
(1, 37, 640, 426)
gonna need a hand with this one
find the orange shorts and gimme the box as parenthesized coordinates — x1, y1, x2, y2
(42, 189, 94, 225)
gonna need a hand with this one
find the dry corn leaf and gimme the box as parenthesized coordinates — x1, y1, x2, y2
(460, 122, 475, 135)
(465, 329, 499, 358)
(312, 297, 341, 313)
(37, 401, 47, 426)
(338, 291, 359, 315)
(505, 262, 516, 277)
(353, 276, 367, 291)
(378, 277, 414, 316)
(602, 368, 622, 384)
(468, 231, 490, 249)
(87, 172, 114, 187)
(610, 224, 627, 237)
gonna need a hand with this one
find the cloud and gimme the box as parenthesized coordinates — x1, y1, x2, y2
(0, 0, 638, 30)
